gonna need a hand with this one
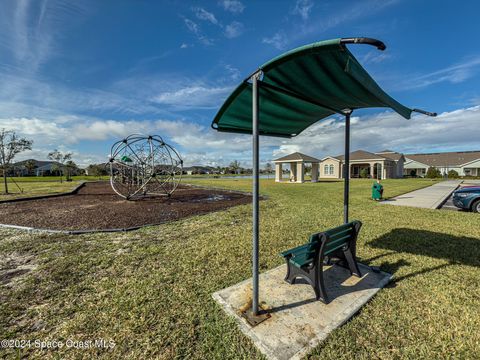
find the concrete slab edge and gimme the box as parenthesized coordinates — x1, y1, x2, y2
(212, 265, 392, 360)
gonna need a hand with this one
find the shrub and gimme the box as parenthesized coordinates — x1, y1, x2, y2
(360, 168, 369, 178)
(426, 167, 442, 178)
(447, 169, 459, 179)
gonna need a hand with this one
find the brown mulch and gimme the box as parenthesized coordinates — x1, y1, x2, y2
(0, 182, 251, 231)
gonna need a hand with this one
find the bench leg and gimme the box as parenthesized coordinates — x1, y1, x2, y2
(283, 260, 330, 303)
(315, 263, 329, 304)
(284, 259, 301, 285)
(343, 247, 361, 278)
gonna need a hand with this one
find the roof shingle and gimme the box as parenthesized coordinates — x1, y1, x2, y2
(273, 152, 320, 162)
(405, 151, 480, 167)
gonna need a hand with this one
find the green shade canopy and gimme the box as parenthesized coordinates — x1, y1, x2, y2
(211, 38, 417, 138)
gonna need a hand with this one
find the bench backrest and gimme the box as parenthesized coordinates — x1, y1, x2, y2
(309, 221, 361, 257)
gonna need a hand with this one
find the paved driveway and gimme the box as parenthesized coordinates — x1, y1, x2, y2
(381, 180, 462, 209)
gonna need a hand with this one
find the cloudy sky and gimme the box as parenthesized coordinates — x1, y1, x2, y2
(0, 0, 479, 167)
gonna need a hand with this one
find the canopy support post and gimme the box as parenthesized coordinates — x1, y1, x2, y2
(343, 111, 352, 224)
(252, 71, 261, 316)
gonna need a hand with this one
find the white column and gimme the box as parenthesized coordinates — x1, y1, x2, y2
(311, 163, 319, 182)
(275, 163, 282, 182)
(296, 162, 304, 183)
(290, 162, 297, 181)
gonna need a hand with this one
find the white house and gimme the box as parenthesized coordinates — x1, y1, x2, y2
(404, 151, 480, 177)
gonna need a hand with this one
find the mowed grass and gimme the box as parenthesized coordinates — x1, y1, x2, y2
(0, 180, 83, 201)
(0, 178, 479, 359)
(2, 175, 109, 183)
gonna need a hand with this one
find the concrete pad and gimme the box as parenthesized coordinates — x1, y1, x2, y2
(213, 263, 391, 360)
(381, 180, 462, 209)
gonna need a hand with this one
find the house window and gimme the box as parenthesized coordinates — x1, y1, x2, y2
(324, 164, 329, 175)
(329, 164, 334, 175)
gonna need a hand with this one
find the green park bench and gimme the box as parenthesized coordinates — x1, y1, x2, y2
(280, 221, 363, 304)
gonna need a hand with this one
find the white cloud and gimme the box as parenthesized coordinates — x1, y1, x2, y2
(193, 7, 218, 25)
(0, 115, 278, 167)
(0, 71, 169, 119)
(180, 43, 189, 49)
(292, 0, 314, 20)
(361, 51, 392, 64)
(273, 106, 480, 159)
(262, 32, 288, 50)
(4, 106, 480, 168)
(1, 0, 87, 73)
(395, 56, 480, 90)
(150, 85, 233, 109)
(224, 21, 244, 38)
(264, 0, 400, 51)
(219, 0, 245, 14)
(223, 64, 241, 81)
(183, 18, 213, 45)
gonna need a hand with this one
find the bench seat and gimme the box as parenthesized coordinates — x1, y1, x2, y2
(280, 221, 362, 304)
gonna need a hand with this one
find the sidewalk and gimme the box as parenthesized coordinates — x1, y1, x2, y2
(381, 180, 462, 209)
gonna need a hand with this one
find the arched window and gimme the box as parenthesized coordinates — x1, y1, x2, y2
(324, 164, 329, 175)
(329, 164, 334, 175)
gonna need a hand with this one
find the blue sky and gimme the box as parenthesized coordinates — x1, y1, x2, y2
(1, 0, 479, 167)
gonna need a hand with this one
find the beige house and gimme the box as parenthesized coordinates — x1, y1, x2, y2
(320, 150, 405, 179)
(273, 152, 320, 183)
(273, 150, 405, 181)
(273, 149, 480, 181)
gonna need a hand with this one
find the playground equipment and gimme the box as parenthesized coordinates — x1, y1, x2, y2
(109, 134, 183, 200)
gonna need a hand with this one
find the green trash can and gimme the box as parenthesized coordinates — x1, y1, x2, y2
(372, 181, 383, 200)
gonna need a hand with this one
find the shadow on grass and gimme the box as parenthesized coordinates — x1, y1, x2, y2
(265, 229, 479, 314)
(367, 228, 480, 283)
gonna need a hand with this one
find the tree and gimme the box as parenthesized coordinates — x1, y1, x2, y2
(0, 129, 33, 194)
(229, 160, 241, 174)
(425, 166, 442, 179)
(24, 159, 37, 176)
(265, 163, 273, 173)
(48, 149, 72, 183)
(65, 160, 79, 181)
(86, 164, 108, 177)
(50, 163, 60, 177)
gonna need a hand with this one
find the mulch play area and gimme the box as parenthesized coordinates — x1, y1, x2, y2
(0, 182, 251, 232)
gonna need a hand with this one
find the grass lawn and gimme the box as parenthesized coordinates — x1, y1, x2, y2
(0, 180, 83, 201)
(2, 176, 109, 183)
(1, 178, 479, 359)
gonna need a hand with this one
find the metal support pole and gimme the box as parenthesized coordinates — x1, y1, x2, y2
(343, 111, 352, 224)
(252, 71, 261, 315)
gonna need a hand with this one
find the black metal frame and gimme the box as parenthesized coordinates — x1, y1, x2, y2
(282, 221, 362, 304)
(340, 37, 386, 50)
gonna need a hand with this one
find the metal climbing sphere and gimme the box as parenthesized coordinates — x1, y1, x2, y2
(109, 134, 183, 200)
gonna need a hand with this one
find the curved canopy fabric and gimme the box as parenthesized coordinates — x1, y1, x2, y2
(211, 38, 413, 138)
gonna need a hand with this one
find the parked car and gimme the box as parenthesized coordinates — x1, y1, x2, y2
(452, 186, 480, 212)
